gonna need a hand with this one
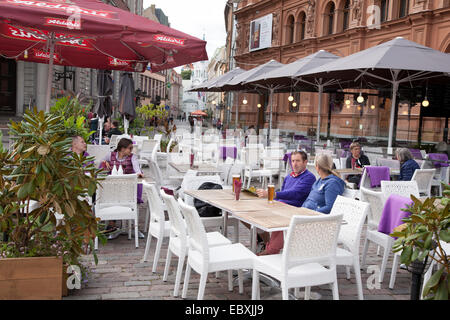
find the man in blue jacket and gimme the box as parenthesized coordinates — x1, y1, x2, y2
(256, 150, 316, 255)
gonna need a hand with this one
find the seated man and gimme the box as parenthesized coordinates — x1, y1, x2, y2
(108, 120, 123, 137)
(255, 150, 316, 255)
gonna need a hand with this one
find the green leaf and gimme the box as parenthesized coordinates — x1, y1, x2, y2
(424, 233, 433, 249)
(439, 229, 450, 242)
(17, 185, 28, 199)
(435, 279, 448, 300)
(411, 248, 420, 262)
(423, 267, 444, 298)
(39, 211, 47, 224)
(400, 246, 413, 265)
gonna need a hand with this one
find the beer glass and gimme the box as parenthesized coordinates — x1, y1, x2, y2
(232, 175, 240, 193)
(268, 184, 275, 203)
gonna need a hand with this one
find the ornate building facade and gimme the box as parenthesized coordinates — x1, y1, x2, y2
(229, 0, 450, 143)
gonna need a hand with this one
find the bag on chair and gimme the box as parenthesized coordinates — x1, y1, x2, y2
(194, 182, 223, 217)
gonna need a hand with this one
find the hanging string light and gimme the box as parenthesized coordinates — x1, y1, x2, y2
(422, 82, 429, 107)
(24, 49, 28, 59)
(243, 97, 248, 104)
(357, 92, 364, 103)
(292, 102, 297, 107)
(257, 103, 262, 108)
(288, 94, 294, 102)
(370, 104, 376, 110)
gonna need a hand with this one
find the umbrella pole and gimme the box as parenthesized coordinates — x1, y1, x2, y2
(316, 82, 323, 143)
(98, 116, 104, 145)
(268, 88, 274, 147)
(124, 115, 128, 135)
(45, 33, 56, 113)
(387, 80, 399, 151)
(235, 91, 239, 128)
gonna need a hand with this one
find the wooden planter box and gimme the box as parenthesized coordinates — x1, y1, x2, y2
(0, 256, 63, 300)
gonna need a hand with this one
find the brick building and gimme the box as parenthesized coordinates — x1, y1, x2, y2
(227, 0, 450, 144)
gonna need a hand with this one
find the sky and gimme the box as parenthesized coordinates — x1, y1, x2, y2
(143, 0, 227, 64)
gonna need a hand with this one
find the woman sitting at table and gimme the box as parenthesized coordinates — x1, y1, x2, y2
(100, 138, 144, 178)
(302, 153, 345, 214)
(100, 138, 144, 234)
(345, 141, 370, 187)
(396, 148, 420, 181)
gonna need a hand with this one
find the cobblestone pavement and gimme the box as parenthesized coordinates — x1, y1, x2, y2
(65, 193, 414, 301)
(65, 122, 415, 300)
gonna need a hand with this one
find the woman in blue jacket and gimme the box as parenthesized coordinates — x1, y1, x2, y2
(303, 153, 346, 214)
(396, 148, 420, 181)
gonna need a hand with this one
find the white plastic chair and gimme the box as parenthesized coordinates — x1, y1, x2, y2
(94, 174, 138, 250)
(360, 187, 394, 283)
(160, 189, 231, 297)
(251, 214, 343, 300)
(411, 169, 436, 197)
(139, 139, 159, 165)
(178, 198, 255, 300)
(141, 183, 171, 273)
(330, 196, 369, 300)
(380, 180, 420, 199)
(86, 144, 111, 168)
(431, 166, 449, 197)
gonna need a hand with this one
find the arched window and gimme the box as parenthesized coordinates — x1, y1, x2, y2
(286, 15, 295, 44)
(324, 2, 335, 36)
(399, 0, 409, 18)
(299, 12, 306, 40)
(381, 0, 389, 22)
(343, 0, 350, 31)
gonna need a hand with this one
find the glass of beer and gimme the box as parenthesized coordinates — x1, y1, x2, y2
(268, 184, 275, 203)
(232, 175, 240, 193)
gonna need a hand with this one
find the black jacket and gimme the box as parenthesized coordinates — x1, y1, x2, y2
(346, 154, 370, 169)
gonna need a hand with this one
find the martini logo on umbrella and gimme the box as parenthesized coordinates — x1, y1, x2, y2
(153, 34, 185, 46)
(6, 0, 119, 20)
(3, 24, 92, 49)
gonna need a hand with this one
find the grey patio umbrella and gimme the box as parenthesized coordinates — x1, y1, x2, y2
(119, 72, 136, 135)
(297, 37, 450, 148)
(215, 60, 285, 141)
(93, 69, 113, 145)
(244, 50, 342, 142)
(188, 67, 245, 92)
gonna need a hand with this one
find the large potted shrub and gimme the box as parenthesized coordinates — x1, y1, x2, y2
(391, 182, 449, 300)
(0, 109, 103, 300)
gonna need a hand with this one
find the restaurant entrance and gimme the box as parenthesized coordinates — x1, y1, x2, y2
(0, 57, 16, 115)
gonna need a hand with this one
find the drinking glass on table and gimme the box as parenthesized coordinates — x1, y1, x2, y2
(267, 184, 275, 203)
(232, 175, 240, 193)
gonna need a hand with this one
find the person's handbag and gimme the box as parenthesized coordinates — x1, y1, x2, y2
(194, 182, 223, 217)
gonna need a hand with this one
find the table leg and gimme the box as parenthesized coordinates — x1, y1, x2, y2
(223, 210, 228, 237)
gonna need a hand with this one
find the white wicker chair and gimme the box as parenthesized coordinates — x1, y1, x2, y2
(252, 214, 343, 300)
(141, 183, 171, 273)
(160, 190, 231, 297)
(360, 187, 394, 283)
(94, 174, 138, 250)
(86, 144, 111, 168)
(178, 198, 255, 300)
(330, 196, 369, 300)
(411, 169, 436, 197)
(380, 180, 420, 199)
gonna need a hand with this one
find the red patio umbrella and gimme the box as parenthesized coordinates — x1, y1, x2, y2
(0, 0, 208, 111)
(191, 110, 207, 117)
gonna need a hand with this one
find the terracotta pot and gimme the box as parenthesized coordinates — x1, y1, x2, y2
(0, 256, 63, 300)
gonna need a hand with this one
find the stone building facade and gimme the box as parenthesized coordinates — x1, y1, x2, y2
(229, 0, 450, 144)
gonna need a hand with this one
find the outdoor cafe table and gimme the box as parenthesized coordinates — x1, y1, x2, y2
(168, 162, 222, 175)
(183, 189, 322, 252)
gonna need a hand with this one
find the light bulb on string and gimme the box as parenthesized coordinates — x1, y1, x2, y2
(345, 99, 351, 105)
(243, 98, 248, 105)
(292, 102, 297, 107)
(357, 93, 364, 103)
(370, 105, 375, 110)
(257, 103, 262, 108)
(422, 97, 429, 107)
(24, 50, 28, 59)
(288, 94, 294, 102)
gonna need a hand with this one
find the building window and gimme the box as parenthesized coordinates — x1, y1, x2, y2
(343, 0, 350, 31)
(324, 2, 335, 36)
(299, 12, 306, 40)
(286, 15, 295, 44)
(399, 0, 409, 18)
(381, 0, 389, 22)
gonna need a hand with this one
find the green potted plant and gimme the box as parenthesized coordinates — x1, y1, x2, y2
(391, 182, 449, 300)
(0, 108, 104, 299)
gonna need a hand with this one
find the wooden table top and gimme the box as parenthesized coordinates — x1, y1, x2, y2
(335, 168, 363, 175)
(169, 162, 222, 174)
(184, 189, 322, 231)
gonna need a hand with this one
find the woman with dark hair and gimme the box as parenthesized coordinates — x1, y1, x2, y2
(99, 138, 144, 235)
(100, 138, 143, 178)
(396, 148, 420, 181)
